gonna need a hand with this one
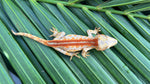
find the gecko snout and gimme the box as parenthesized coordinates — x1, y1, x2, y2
(96, 35, 117, 51)
(106, 36, 118, 49)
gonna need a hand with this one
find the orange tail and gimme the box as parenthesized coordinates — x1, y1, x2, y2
(12, 30, 47, 45)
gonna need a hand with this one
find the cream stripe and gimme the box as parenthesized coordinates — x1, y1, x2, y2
(48, 41, 95, 45)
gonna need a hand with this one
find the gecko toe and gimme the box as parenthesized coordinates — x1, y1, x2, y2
(82, 52, 90, 58)
(69, 52, 80, 60)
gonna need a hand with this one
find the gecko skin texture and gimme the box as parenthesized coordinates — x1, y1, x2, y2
(12, 27, 117, 60)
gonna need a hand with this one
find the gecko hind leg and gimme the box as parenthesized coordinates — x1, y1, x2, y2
(49, 27, 66, 40)
(81, 47, 93, 58)
(70, 52, 80, 60)
(87, 27, 101, 38)
(54, 48, 80, 60)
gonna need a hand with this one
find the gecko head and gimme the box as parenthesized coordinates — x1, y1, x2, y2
(96, 34, 117, 51)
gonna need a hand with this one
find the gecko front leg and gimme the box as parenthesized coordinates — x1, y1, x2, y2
(54, 48, 80, 60)
(87, 27, 101, 38)
(49, 27, 65, 40)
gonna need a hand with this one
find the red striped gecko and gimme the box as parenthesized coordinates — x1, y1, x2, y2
(12, 27, 117, 60)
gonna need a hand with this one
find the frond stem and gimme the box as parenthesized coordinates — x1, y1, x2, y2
(37, 0, 149, 20)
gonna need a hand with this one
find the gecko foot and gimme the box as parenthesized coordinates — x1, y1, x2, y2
(70, 52, 80, 60)
(82, 52, 90, 58)
(95, 27, 101, 33)
(49, 27, 58, 37)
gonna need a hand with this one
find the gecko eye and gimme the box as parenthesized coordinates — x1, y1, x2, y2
(96, 35, 117, 51)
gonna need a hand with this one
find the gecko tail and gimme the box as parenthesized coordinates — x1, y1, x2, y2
(12, 30, 47, 45)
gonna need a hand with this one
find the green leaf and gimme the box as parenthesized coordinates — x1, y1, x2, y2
(2, 0, 79, 83)
(0, 20, 45, 83)
(37, 0, 150, 20)
(0, 54, 14, 84)
(1, 0, 150, 83)
(0, 2, 52, 83)
(97, 0, 150, 8)
(82, 7, 150, 82)
(29, 1, 117, 83)
(68, 0, 84, 3)
(105, 11, 150, 59)
(127, 15, 150, 42)
(125, 3, 150, 13)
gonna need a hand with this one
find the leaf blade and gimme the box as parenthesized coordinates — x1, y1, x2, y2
(0, 20, 46, 83)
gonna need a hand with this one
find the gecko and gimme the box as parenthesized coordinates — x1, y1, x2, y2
(12, 27, 117, 60)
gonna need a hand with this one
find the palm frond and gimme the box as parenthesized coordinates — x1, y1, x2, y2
(0, 0, 150, 83)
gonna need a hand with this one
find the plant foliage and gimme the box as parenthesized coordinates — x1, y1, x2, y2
(0, 0, 150, 83)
